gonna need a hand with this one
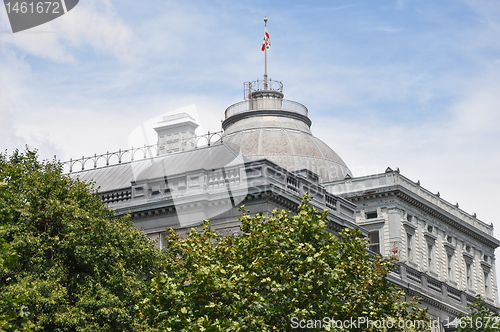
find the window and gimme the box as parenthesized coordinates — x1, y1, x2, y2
(407, 233, 414, 262)
(447, 254, 454, 280)
(427, 244, 433, 271)
(407, 214, 413, 222)
(369, 231, 380, 254)
(484, 271, 490, 295)
(159, 233, 167, 250)
(466, 263, 472, 288)
(366, 211, 377, 219)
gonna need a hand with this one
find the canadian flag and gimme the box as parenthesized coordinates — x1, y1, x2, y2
(261, 28, 271, 51)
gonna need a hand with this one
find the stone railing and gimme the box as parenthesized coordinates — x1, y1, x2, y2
(240, 160, 359, 219)
(393, 263, 497, 310)
(101, 189, 132, 204)
(103, 159, 356, 228)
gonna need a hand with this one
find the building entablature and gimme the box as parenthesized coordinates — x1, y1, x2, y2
(324, 170, 499, 249)
(70, 146, 357, 236)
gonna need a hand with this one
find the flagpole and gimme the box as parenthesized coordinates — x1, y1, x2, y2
(264, 16, 268, 90)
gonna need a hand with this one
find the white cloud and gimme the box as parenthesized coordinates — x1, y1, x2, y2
(450, 72, 500, 135)
(55, 1, 139, 63)
(14, 106, 134, 161)
(0, 50, 33, 152)
(0, 0, 138, 63)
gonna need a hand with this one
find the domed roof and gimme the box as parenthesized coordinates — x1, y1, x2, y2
(222, 81, 351, 183)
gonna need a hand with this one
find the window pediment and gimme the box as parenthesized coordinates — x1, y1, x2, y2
(444, 242, 456, 254)
(462, 251, 474, 263)
(424, 231, 437, 243)
(403, 221, 417, 232)
(481, 260, 492, 269)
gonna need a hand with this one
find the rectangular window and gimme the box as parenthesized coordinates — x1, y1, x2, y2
(407, 233, 413, 262)
(427, 244, 433, 271)
(484, 272, 490, 295)
(159, 233, 167, 250)
(447, 254, 453, 280)
(366, 211, 377, 219)
(369, 231, 380, 254)
(466, 263, 472, 288)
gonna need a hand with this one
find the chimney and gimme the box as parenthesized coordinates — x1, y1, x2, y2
(154, 113, 199, 155)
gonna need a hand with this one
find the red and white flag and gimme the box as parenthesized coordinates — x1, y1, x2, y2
(261, 28, 270, 51)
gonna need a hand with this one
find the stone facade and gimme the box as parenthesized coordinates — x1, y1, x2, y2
(325, 168, 500, 324)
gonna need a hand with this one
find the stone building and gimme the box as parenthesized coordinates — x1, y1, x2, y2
(325, 169, 500, 324)
(69, 76, 498, 330)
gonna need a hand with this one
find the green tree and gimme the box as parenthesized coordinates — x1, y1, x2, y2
(455, 295, 500, 331)
(0, 182, 30, 332)
(140, 195, 428, 331)
(0, 149, 162, 332)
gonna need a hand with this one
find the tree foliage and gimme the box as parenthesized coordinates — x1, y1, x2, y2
(0, 182, 30, 332)
(0, 149, 162, 332)
(140, 195, 428, 331)
(0, 149, 430, 331)
(455, 295, 500, 332)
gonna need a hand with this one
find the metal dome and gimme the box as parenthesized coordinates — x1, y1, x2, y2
(222, 79, 352, 183)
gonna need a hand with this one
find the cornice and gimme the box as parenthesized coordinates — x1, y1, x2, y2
(344, 187, 500, 249)
(405, 287, 462, 316)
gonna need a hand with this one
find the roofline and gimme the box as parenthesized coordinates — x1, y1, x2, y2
(324, 169, 500, 248)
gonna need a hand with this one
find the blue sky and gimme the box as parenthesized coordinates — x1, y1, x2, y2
(1, 0, 500, 277)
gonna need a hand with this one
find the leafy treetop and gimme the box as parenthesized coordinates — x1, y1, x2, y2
(456, 295, 500, 332)
(140, 195, 428, 331)
(0, 149, 163, 332)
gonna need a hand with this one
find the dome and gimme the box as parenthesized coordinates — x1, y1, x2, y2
(222, 80, 351, 183)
